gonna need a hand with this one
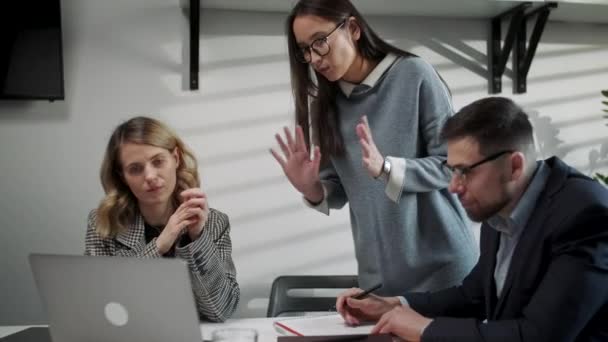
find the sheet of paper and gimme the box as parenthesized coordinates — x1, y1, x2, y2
(274, 314, 375, 336)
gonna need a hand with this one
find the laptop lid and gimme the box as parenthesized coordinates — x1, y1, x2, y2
(1, 327, 51, 342)
(29, 254, 202, 342)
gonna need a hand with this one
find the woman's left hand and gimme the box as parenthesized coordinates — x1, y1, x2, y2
(356, 115, 384, 178)
(180, 188, 209, 241)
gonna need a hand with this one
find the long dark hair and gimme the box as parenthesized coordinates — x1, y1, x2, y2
(286, 0, 417, 159)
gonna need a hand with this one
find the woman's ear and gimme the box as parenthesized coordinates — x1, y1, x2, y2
(172, 147, 180, 168)
(348, 17, 361, 41)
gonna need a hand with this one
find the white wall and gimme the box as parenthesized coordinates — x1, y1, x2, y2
(0, 0, 606, 324)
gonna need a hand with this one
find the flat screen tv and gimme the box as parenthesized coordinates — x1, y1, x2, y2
(0, 0, 65, 100)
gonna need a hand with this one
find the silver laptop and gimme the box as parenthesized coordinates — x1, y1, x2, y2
(29, 254, 203, 342)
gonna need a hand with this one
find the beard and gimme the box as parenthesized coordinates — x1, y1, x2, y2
(464, 197, 509, 222)
(464, 174, 512, 222)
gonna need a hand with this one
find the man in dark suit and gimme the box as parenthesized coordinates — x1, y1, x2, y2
(336, 97, 608, 342)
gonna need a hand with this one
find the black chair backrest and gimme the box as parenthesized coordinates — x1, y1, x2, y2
(267, 275, 358, 317)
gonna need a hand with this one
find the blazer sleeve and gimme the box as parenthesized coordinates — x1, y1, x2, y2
(420, 206, 608, 342)
(405, 261, 486, 320)
(175, 209, 240, 322)
(84, 210, 161, 258)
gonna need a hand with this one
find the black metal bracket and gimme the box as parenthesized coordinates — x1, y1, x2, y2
(513, 2, 558, 93)
(189, 0, 199, 90)
(489, 2, 557, 94)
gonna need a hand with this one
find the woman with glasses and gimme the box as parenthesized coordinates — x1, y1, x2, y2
(271, 0, 478, 296)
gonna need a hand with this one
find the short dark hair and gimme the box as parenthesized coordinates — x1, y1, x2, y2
(441, 97, 535, 156)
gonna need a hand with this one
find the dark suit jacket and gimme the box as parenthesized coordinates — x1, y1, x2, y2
(405, 157, 608, 342)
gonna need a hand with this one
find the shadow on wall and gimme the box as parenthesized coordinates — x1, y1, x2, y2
(371, 14, 608, 96)
(589, 90, 608, 176)
(232, 221, 350, 259)
(527, 100, 608, 176)
(589, 142, 608, 175)
(527, 108, 567, 159)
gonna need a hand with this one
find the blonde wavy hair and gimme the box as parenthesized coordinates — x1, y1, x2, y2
(96, 116, 199, 238)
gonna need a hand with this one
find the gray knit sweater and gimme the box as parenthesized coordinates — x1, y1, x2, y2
(319, 56, 478, 295)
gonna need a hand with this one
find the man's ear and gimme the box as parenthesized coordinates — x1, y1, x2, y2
(509, 152, 525, 182)
(348, 17, 361, 41)
(172, 147, 180, 168)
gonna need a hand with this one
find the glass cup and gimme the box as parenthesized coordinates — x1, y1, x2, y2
(211, 328, 258, 342)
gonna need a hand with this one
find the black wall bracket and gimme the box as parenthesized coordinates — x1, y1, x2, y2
(187, 1, 556, 94)
(489, 2, 557, 94)
(189, 0, 199, 90)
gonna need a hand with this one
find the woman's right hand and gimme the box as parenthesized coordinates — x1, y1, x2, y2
(270, 125, 324, 203)
(156, 199, 203, 255)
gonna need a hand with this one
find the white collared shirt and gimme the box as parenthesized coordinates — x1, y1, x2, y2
(338, 53, 398, 98)
(487, 161, 550, 298)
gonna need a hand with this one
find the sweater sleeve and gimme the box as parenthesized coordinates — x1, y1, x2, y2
(392, 59, 453, 197)
(304, 162, 348, 214)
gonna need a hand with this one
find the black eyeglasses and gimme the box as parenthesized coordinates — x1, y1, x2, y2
(295, 19, 346, 64)
(442, 150, 514, 183)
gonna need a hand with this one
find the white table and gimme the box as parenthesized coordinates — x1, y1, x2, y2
(0, 317, 280, 342)
(201, 317, 279, 341)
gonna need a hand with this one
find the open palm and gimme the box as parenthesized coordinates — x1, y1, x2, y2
(270, 125, 322, 200)
(356, 115, 384, 178)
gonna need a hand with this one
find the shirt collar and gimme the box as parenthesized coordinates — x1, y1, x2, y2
(338, 53, 398, 98)
(487, 160, 550, 237)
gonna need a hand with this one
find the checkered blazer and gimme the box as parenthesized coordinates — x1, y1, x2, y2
(85, 208, 240, 322)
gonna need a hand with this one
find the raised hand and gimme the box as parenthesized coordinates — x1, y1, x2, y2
(270, 125, 324, 203)
(356, 115, 384, 178)
(180, 188, 209, 241)
(156, 189, 207, 254)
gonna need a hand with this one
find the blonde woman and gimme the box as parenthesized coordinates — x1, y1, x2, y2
(85, 116, 239, 322)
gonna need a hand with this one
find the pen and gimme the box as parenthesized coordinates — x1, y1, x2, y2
(330, 283, 383, 311)
(351, 283, 382, 300)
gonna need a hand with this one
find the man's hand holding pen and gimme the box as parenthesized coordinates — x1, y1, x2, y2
(335, 283, 399, 326)
(336, 283, 433, 341)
